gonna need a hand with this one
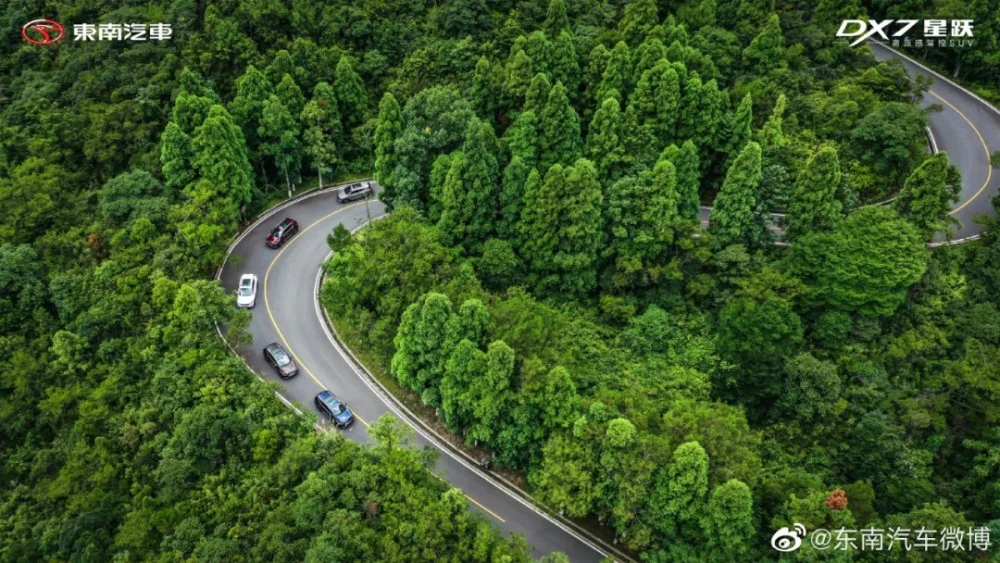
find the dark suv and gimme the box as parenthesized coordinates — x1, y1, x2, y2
(315, 390, 355, 428)
(263, 343, 299, 379)
(265, 217, 298, 248)
(336, 182, 372, 203)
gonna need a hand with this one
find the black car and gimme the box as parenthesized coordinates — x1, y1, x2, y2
(315, 390, 355, 428)
(263, 342, 298, 379)
(265, 217, 299, 248)
(336, 182, 372, 203)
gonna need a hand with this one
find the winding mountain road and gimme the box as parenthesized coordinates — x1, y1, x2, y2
(218, 43, 999, 562)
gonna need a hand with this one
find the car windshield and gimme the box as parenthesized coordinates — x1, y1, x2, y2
(273, 349, 291, 366)
(271, 228, 282, 237)
(238, 285, 253, 296)
(331, 403, 345, 415)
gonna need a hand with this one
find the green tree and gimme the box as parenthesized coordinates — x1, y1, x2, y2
(787, 205, 928, 316)
(467, 340, 515, 445)
(436, 118, 499, 249)
(335, 57, 368, 129)
(778, 353, 842, 423)
(374, 92, 403, 191)
(623, 59, 681, 167)
(678, 75, 727, 164)
(850, 102, 928, 192)
(583, 44, 611, 110)
(470, 57, 497, 120)
(228, 65, 274, 173)
(543, 0, 570, 38)
(786, 145, 843, 239)
(743, 13, 784, 74)
(596, 42, 630, 105)
(649, 442, 709, 542)
(439, 339, 486, 432)
(300, 83, 342, 187)
(276, 73, 307, 119)
(523, 160, 603, 298)
(499, 157, 534, 241)
(585, 97, 628, 185)
(531, 432, 597, 517)
(477, 238, 521, 291)
(172, 94, 214, 135)
(391, 293, 454, 401)
(709, 142, 763, 248)
(895, 151, 961, 235)
(524, 73, 553, 115)
(538, 81, 583, 171)
(502, 50, 534, 112)
(551, 32, 580, 99)
(258, 96, 302, 196)
(161, 122, 197, 192)
(191, 105, 256, 212)
(701, 479, 755, 561)
(659, 141, 701, 221)
(603, 158, 680, 290)
(724, 94, 753, 169)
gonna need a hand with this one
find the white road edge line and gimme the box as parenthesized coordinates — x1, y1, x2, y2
(312, 223, 625, 562)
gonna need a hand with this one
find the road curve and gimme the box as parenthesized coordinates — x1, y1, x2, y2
(219, 187, 609, 562)
(697, 42, 1000, 241)
(869, 41, 1000, 241)
(218, 46, 1000, 563)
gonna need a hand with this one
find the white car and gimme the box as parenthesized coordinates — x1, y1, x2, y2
(236, 273, 258, 308)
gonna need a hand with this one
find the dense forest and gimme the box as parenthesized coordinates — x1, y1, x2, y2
(2, 0, 999, 561)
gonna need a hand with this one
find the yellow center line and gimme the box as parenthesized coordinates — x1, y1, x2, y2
(260, 200, 506, 524)
(264, 201, 371, 427)
(925, 89, 994, 215)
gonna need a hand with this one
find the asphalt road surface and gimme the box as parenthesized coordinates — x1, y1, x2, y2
(219, 44, 1000, 562)
(869, 42, 1000, 241)
(219, 188, 610, 562)
(697, 42, 1000, 241)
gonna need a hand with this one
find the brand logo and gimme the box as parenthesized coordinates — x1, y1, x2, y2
(771, 523, 808, 552)
(21, 19, 65, 45)
(836, 19, 975, 48)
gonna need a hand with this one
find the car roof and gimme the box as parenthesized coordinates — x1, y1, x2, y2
(317, 390, 340, 404)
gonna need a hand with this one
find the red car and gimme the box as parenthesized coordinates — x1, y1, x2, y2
(266, 217, 298, 248)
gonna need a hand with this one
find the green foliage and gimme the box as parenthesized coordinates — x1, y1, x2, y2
(522, 160, 603, 298)
(334, 57, 369, 129)
(624, 59, 681, 167)
(301, 82, 343, 186)
(470, 56, 498, 120)
(851, 102, 929, 193)
(896, 151, 962, 235)
(477, 238, 521, 291)
(787, 205, 929, 316)
(374, 92, 402, 190)
(585, 97, 628, 185)
(660, 141, 701, 221)
(596, 42, 630, 105)
(602, 158, 680, 291)
(258, 96, 303, 191)
(786, 145, 843, 239)
(709, 142, 763, 248)
(538, 81, 583, 171)
(743, 13, 784, 74)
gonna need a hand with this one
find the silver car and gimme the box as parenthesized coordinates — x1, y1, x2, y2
(236, 273, 258, 308)
(337, 182, 372, 203)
